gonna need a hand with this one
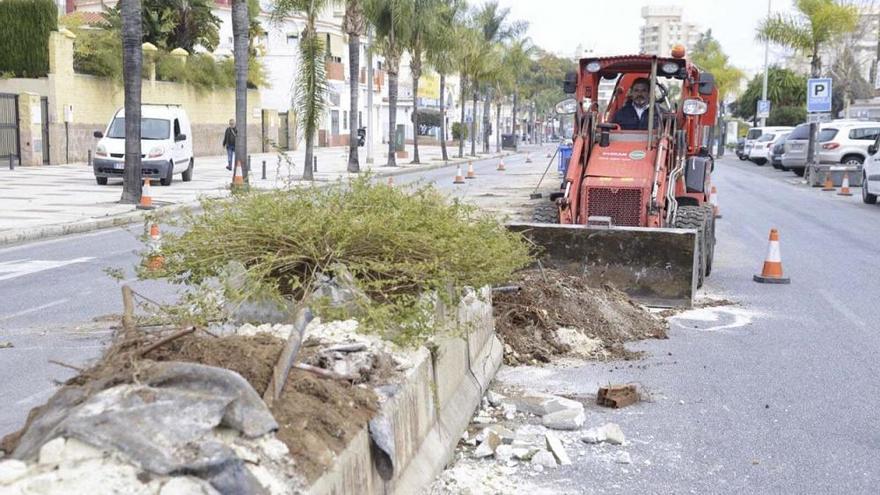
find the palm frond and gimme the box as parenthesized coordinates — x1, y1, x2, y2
(294, 29, 328, 143)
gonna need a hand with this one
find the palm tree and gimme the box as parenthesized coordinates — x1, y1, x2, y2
(343, 0, 366, 172)
(405, 0, 444, 164)
(120, 0, 143, 204)
(273, 0, 331, 180)
(503, 36, 534, 150)
(426, 0, 465, 162)
(365, 0, 412, 167)
(456, 25, 480, 158)
(757, 0, 858, 79)
(232, 0, 249, 181)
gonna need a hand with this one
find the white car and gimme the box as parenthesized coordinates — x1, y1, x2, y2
(817, 121, 880, 166)
(743, 126, 793, 163)
(864, 135, 880, 204)
(92, 104, 194, 186)
(748, 129, 792, 166)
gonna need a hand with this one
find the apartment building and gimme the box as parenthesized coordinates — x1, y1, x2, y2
(639, 6, 701, 57)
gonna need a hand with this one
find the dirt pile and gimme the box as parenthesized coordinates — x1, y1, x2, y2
(493, 269, 667, 364)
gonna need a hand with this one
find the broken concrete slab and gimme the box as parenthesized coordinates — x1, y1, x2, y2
(581, 423, 625, 445)
(486, 391, 505, 407)
(544, 433, 571, 466)
(530, 450, 557, 469)
(0, 460, 28, 484)
(541, 408, 586, 431)
(511, 392, 583, 417)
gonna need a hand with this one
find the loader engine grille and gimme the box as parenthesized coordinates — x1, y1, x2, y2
(586, 187, 643, 227)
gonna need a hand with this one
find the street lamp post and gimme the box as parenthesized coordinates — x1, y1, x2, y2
(760, 0, 771, 127)
(366, 29, 374, 164)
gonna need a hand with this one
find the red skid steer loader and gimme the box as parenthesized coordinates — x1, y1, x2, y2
(509, 49, 719, 307)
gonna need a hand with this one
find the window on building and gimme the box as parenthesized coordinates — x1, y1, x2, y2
(343, 110, 348, 130)
(359, 111, 363, 128)
(286, 33, 298, 45)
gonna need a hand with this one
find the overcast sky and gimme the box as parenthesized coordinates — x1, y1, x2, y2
(495, 0, 797, 76)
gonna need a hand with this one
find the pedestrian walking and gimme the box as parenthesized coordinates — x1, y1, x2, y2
(223, 119, 237, 171)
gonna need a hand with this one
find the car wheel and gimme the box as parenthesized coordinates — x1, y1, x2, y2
(182, 159, 193, 182)
(781, 165, 790, 172)
(772, 162, 782, 170)
(754, 158, 767, 166)
(793, 168, 805, 177)
(96, 176, 108, 185)
(863, 173, 878, 204)
(160, 162, 173, 186)
(842, 155, 864, 166)
(738, 155, 747, 161)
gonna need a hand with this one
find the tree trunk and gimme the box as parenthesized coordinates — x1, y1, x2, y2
(529, 104, 535, 144)
(387, 60, 399, 167)
(347, 32, 360, 172)
(232, 0, 249, 181)
(495, 102, 501, 152)
(470, 86, 477, 156)
(440, 73, 448, 161)
(482, 92, 490, 153)
(512, 92, 518, 150)
(458, 74, 466, 158)
(411, 65, 421, 163)
(120, 0, 143, 204)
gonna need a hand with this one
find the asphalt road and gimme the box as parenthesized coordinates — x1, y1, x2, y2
(495, 155, 880, 493)
(0, 148, 552, 439)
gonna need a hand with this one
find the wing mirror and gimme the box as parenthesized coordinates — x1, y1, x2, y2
(93, 131, 103, 138)
(682, 99, 708, 116)
(563, 71, 577, 94)
(554, 98, 578, 115)
(698, 72, 715, 96)
(869, 144, 877, 155)
(175, 133, 187, 142)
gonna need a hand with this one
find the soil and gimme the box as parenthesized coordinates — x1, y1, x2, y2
(493, 269, 668, 365)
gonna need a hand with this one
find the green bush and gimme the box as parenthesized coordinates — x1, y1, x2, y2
(143, 177, 532, 344)
(0, 0, 58, 77)
(73, 28, 122, 79)
(452, 122, 468, 141)
(768, 106, 807, 127)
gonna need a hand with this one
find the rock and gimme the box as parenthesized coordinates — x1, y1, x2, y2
(60, 438, 104, 463)
(480, 425, 515, 445)
(530, 450, 558, 469)
(160, 476, 218, 495)
(236, 323, 260, 337)
(486, 391, 505, 407)
(494, 445, 514, 462)
(544, 433, 571, 466)
(603, 423, 626, 445)
(501, 403, 517, 420)
(512, 392, 583, 417)
(582, 423, 625, 445)
(512, 447, 537, 461)
(473, 441, 495, 458)
(541, 409, 586, 430)
(257, 436, 289, 462)
(532, 464, 544, 473)
(0, 341, 13, 349)
(615, 451, 633, 464)
(555, 327, 602, 356)
(472, 416, 494, 425)
(0, 459, 28, 484)
(38, 437, 66, 466)
(482, 430, 503, 453)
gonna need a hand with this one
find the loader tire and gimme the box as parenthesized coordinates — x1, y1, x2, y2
(702, 205, 716, 277)
(532, 202, 560, 224)
(674, 206, 709, 288)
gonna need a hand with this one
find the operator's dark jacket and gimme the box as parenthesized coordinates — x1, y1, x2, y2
(222, 127, 237, 149)
(612, 101, 662, 130)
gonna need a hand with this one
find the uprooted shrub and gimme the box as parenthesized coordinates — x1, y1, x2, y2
(141, 177, 532, 344)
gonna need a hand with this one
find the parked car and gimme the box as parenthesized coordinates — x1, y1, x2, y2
(782, 120, 876, 178)
(864, 136, 880, 204)
(92, 104, 194, 186)
(742, 126, 792, 162)
(748, 128, 793, 165)
(769, 132, 791, 169)
(735, 137, 747, 160)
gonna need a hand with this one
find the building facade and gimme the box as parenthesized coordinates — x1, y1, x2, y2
(639, 6, 702, 57)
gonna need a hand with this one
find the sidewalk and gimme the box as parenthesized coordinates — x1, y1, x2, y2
(0, 144, 528, 246)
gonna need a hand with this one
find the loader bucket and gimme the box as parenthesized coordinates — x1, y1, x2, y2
(507, 223, 699, 308)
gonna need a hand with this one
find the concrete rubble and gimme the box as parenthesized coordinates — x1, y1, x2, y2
(582, 423, 626, 445)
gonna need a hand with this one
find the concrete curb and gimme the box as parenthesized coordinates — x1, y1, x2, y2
(0, 151, 519, 248)
(308, 287, 501, 495)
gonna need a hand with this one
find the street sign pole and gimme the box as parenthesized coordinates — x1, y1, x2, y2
(806, 78, 833, 183)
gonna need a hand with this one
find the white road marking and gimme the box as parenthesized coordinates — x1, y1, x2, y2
(818, 289, 866, 328)
(671, 306, 764, 333)
(0, 299, 70, 321)
(0, 257, 94, 282)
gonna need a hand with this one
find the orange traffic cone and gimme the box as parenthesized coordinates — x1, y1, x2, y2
(710, 185, 722, 219)
(466, 161, 476, 179)
(821, 172, 835, 191)
(386, 176, 395, 187)
(232, 160, 245, 187)
(453, 164, 465, 184)
(753, 228, 790, 284)
(497, 158, 506, 171)
(146, 223, 164, 271)
(837, 173, 853, 196)
(136, 178, 154, 210)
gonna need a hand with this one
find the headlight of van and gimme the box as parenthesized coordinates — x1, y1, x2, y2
(147, 145, 165, 158)
(95, 144, 107, 157)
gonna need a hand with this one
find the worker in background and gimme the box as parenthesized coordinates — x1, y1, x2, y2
(223, 119, 236, 171)
(612, 78, 661, 131)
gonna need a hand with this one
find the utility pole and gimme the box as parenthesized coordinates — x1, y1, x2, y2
(760, 0, 771, 127)
(366, 29, 374, 164)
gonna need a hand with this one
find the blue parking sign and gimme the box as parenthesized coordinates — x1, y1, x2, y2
(807, 78, 832, 113)
(757, 100, 771, 118)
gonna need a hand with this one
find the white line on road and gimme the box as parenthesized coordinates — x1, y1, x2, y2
(818, 289, 866, 328)
(0, 299, 70, 321)
(0, 257, 95, 282)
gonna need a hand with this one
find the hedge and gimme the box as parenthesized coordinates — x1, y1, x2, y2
(0, 0, 58, 77)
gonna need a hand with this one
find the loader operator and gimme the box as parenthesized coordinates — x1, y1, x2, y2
(612, 77, 661, 131)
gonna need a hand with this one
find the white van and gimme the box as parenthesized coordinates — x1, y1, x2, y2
(92, 104, 194, 186)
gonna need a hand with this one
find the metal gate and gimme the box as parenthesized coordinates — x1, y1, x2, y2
(40, 97, 50, 164)
(0, 93, 19, 165)
(278, 112, 289, 150)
